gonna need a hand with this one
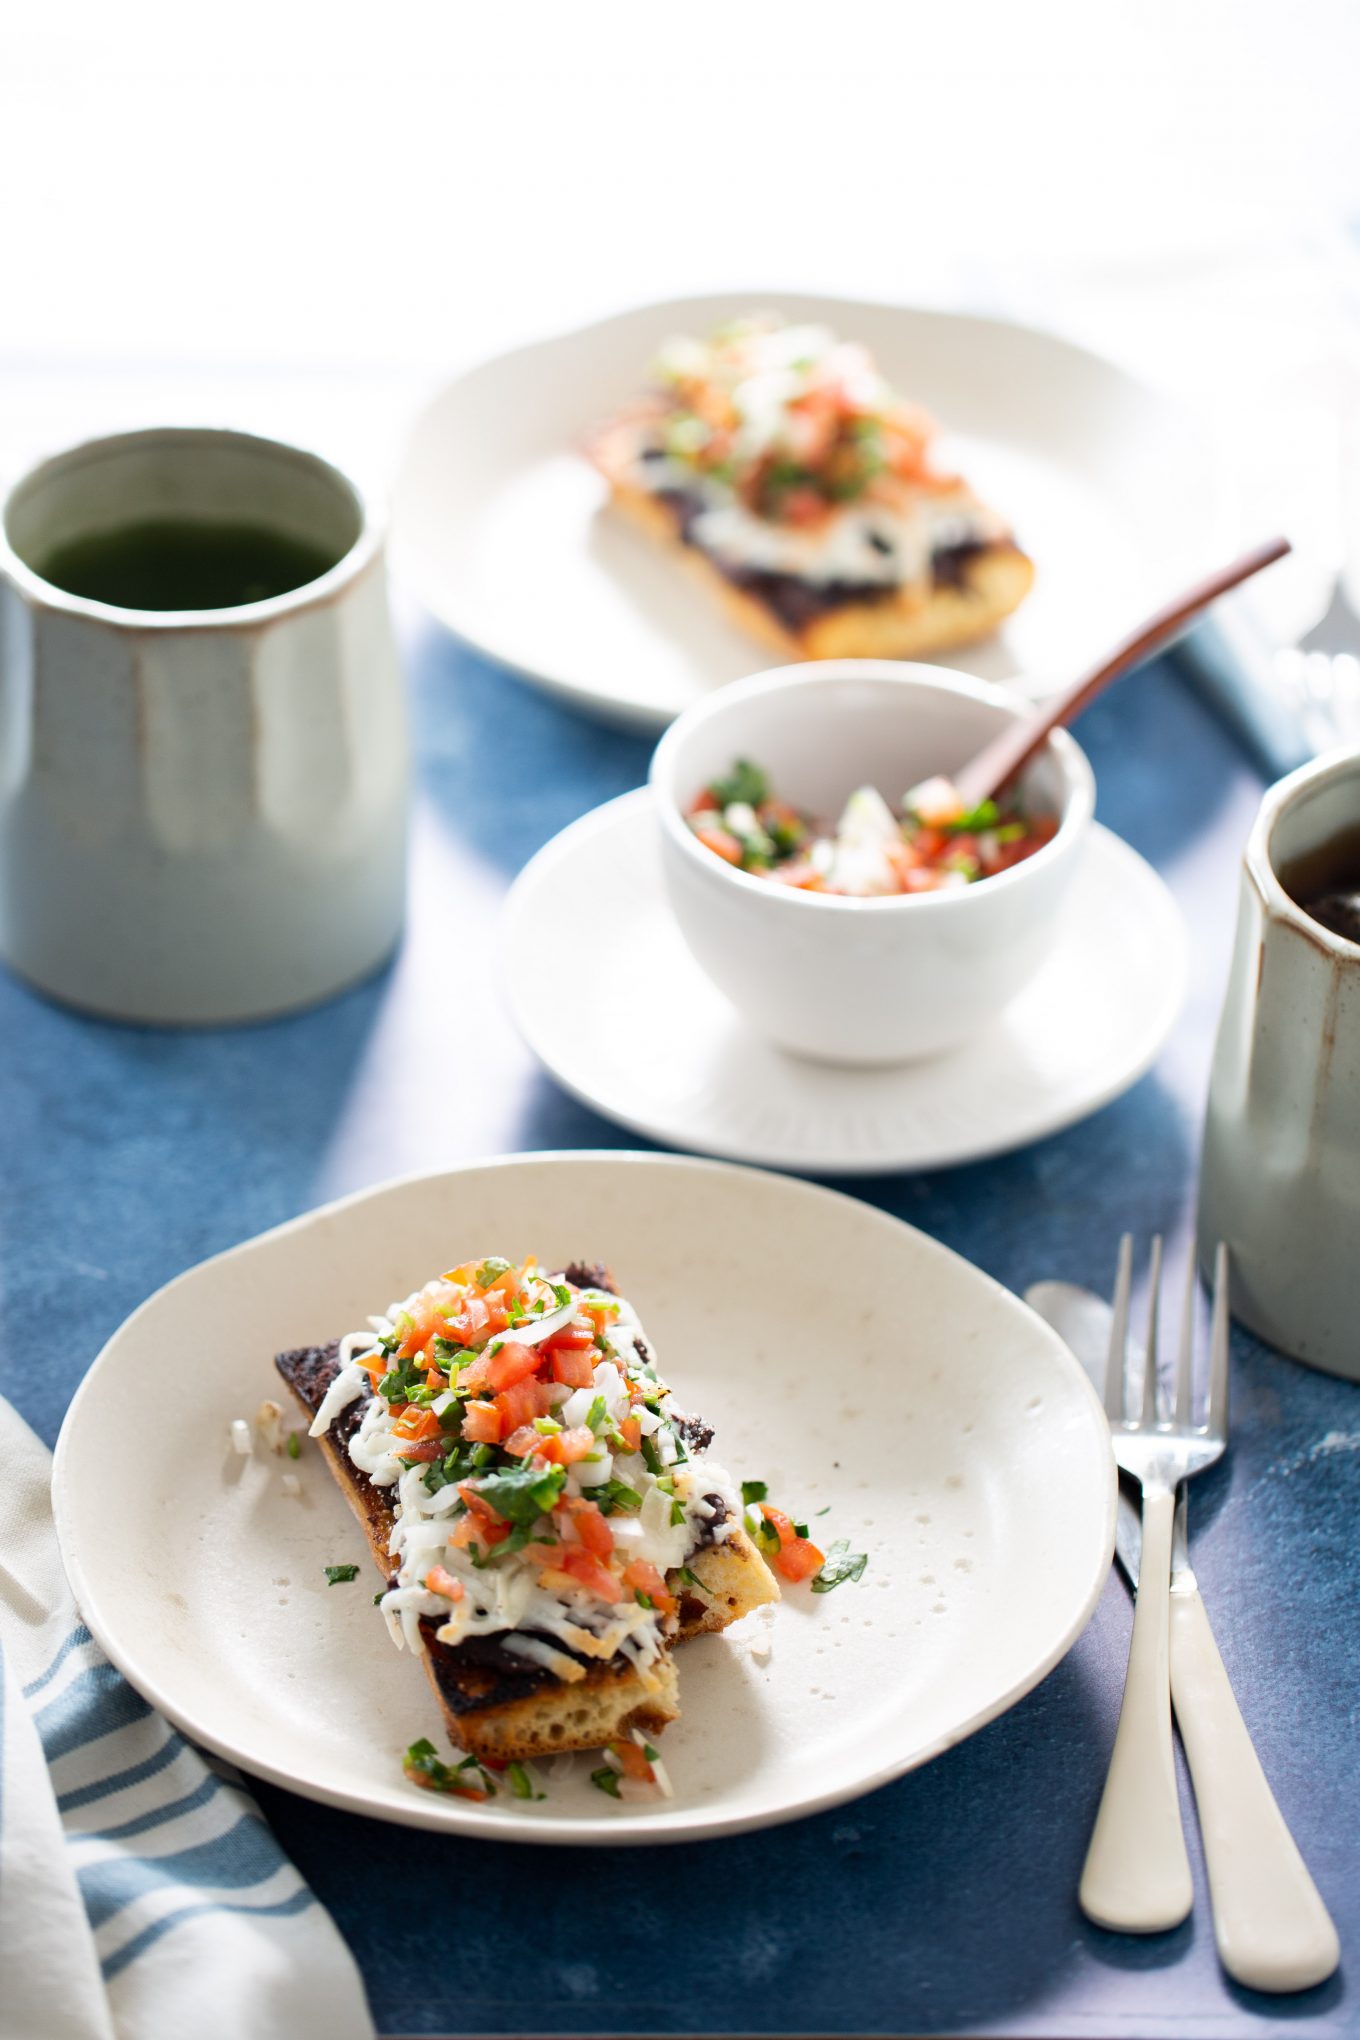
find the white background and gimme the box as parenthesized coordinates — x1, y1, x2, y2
(3, 0, 1358, 628)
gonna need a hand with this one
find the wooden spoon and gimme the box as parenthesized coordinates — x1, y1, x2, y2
(952, 536, 1292, 812)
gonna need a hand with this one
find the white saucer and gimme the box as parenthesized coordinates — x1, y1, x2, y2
(391, 292, 1227, 731)
(503, 791, 1187, 1174)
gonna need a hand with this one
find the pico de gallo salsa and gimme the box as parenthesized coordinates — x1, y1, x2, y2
(306, 1253, 869, 1805)
(686, 758, 1058, 895)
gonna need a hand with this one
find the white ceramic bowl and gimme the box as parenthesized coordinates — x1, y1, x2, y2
(649, 662, 1095, 1066)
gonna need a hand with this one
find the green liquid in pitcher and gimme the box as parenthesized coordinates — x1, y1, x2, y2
(36, 518, 340, 610)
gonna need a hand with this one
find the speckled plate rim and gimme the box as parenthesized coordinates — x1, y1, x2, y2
(53, 1152, 1116, 1844)
(390, 289, 1228, 733)
(503, 791, 1188, 1175)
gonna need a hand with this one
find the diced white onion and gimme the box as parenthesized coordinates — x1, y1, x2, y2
(229, 1419, 252, 1457)
(255, 1399, 284, 1451)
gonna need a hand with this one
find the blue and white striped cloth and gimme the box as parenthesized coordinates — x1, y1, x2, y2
(0, 1398, 373, 2040)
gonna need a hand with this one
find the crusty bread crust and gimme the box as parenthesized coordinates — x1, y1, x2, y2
(676, 1523, 780, 1639)
(589, 424, 1033, 660)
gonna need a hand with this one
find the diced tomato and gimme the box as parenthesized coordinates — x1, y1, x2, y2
(424, 1366, 444, 1389)
(616, 1414, 642, 1453)
(459, 1353, 491, 1391)
(550, 1346, 596, 1389)
(397, 1437, 445, 1463)
(453, 1485, 511, 1549)
(557, 1545, 622, 1602)
(687, 794, 722, 820)
(780, 485, 828, 527)
(404, 1759, 487, 1801)
(460, 1400, 501, 1444)
(545, 1319, 595, 1352)
(695, 825, 743, 865)
(775, 1537, 825, 1583)
(537, 1426, 597, 1468)
(391, 1404, 442, 1442)
(502, 1423, 544, 1457)
(567, 1497, 614, 1559)
(483, 1341, 541, 1393)
(913, 825, 948, 860)
(483, 1264, 522, 1301)
(494, 1376, 554, 1434)
(395, 1283, 459, 1359)
(759, 1503, 796, 1549)
(582, 1300, 619, 1333)
(425, 1564, 464, 1601)
(901, 867, 952, 893)
(621, 1559, 677, 1616)
(610, 1738, 655, 1782)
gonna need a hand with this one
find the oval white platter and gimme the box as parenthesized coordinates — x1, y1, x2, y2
(504, 792, 1187, 1174)
(391, 291, 1227, 731)
(53, 1153, 1114, 1845)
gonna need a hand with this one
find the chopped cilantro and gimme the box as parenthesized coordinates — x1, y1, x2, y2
(946, 799, 1001, 834)
(794, 1521, 810, 1539)
(372, 1590, 385, 1605)
(404, 1738, 497, 1797)
(590, 1765, 622, 1799)
(812, 1539, 868, 1593)
(324, 1564, 360, 1585)
(593, 1477, 644, 1515)
(474, 1257, 512, 1289)
(470, 1461, 567, 1525)
(507, 1760, 545, 1802)
(815, 1505, 831, 1516)
(677, 1565, 710, 1595)
(635, 1589, 655, 1609)
(585, 1394, 609, 1434)
(286, 1432, 301, 1460)
(670, 1499, 686, 1527)
(741, 1480, 768, 1506)
(707, 759, 769, 810)
(552, 1282, 572, 1309)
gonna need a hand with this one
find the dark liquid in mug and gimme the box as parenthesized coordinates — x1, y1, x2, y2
(36, 519, 339, 610)
(1279, 823, 1360, 946)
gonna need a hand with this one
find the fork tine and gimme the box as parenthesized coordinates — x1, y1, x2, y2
(1105, 1234, 1132, 1421)
(1176, 1242, 1196, 1429)
(1141, 1235, 1163, 1427)
(1207, 1242, 1230, 1440)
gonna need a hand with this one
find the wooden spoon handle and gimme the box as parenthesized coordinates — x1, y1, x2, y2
(953, 536, 1291, 811)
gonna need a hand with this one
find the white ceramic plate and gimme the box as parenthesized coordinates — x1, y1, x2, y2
(54, 1154, 1114, 1845)
(391, 291, 1226, 731)
(504, 793, 1187, 1174)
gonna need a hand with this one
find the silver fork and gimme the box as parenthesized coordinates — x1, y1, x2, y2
(1079, 1235, 1228, 1934)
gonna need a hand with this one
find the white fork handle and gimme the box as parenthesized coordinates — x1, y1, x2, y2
(1080, 1485, 1192, 1931)
(1170, 1588, 1340, 1992)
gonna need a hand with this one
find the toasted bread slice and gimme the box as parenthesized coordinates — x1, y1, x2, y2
(674, 1522, 780, 1638)
(589, 419, 1033, 661)
(276, 1343, 678, 1763)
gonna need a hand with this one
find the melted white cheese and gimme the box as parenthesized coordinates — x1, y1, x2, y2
(326, 1277, 740, 1673)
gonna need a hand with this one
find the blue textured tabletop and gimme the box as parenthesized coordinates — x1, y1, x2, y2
(3, 621, 1356, 2040)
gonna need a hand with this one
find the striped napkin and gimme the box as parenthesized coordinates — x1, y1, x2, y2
(0, 1397, 373, 2040)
